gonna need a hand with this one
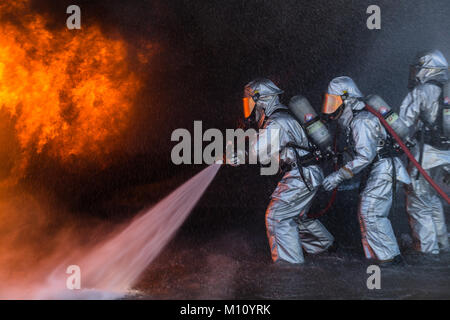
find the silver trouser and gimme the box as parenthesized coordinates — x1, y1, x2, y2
(265, 166, 334, 264)
(358, 159, 401, 261)
(406, 164, 449, 254)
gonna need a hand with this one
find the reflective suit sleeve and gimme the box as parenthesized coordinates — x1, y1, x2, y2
(342, 117, 379, 176)
(399, 89, 421, 129)
(399, 84, 441, 138)
(250, 119, 284, 164)
(399, 88, 424, 139)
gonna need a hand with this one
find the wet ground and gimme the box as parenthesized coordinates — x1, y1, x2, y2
(133, 243, 450, 300)
(98, 166, 450, 300)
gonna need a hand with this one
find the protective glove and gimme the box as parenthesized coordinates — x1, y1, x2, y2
(323, 167, 352, 191)
(226, 148, 246, 167)
(225, 141, 246, 167)
(226, 152, 241, 166)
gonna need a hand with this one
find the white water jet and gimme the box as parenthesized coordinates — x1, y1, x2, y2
(7, 164, 221, 299)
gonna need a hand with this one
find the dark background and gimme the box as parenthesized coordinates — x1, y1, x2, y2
(25, 0, 450, 248)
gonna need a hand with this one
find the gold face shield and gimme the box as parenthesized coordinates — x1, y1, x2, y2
(322, 93, 344, 115)
(242, 91, 260, 119)
(242, 96, 256, 119)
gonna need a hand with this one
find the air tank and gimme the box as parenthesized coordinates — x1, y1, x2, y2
(365, 94, 409, 141)
(443, 81, 450, 137)
(288, 95, 333, 151)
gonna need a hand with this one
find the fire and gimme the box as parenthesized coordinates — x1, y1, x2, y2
(0, 1, 150, 177)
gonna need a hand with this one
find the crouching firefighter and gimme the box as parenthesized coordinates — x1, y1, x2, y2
(399, 50, 450, 255)
(321, 76, 411, 266)
(228, 78, 334, 265)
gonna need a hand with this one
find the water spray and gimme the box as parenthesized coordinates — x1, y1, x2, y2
(3, 164, 221, 299)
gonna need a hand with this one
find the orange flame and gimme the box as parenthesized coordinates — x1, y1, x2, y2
(0, 1, 151, 177)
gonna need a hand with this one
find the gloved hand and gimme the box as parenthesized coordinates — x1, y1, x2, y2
(226, 149, 246, 167)
(227, 152, 241, 166)
(323, 168, 352, 191)
(225, 141, 246, 167)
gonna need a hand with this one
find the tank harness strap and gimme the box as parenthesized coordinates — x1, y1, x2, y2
(270, 109, 317, 191)
(416, 129, 425, 180)
(391, 156, 397, 217)
(415, 80, 449, 150)
(282, 142, 316, 192)
(294, 147, 313, 192)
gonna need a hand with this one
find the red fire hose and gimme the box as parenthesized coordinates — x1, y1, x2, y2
(365, 104, 450, 205)
(308, 188, 337, 219)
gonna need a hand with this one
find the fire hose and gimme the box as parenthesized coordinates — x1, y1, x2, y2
(365, 104, 450, 205)
(308, 188, 337, 219)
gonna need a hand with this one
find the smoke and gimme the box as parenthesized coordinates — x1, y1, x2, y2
(0, 1, 160, 185)
(348, 0, 450, 109)
(0, 186, 98, 294)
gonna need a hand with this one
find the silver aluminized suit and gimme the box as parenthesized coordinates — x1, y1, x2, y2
(245, 79, 334, 264)
(399, 50, 450, 254)
(323, 77, 411, 262)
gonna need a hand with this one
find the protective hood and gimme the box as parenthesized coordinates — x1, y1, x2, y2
(327, 76, 363, 98)
(323, 76, 364, 121)
(412, 50, 449, 85)
(337, 98, 365, 128)
(244, 78, 285, 118)
(257, 95, 288, 117)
